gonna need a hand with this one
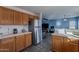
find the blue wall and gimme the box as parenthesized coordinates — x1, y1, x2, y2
(42, 17, 79, 29)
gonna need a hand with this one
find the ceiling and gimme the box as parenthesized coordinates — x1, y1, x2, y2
(16, 6, 79, 19)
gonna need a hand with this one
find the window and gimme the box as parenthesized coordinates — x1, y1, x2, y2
(56, 21, 61, 27)
(69, 20, 76, 29)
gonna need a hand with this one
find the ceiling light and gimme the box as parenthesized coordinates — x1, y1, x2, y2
(64, 15, 67, 21)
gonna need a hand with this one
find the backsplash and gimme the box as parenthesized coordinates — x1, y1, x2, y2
(0, 25, 28, 35)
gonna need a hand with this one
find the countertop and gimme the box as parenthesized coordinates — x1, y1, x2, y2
(52, 33, 79, 40)
(0, 32, 32, 39)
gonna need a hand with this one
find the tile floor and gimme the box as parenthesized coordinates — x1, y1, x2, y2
(22, 33, 52, 52)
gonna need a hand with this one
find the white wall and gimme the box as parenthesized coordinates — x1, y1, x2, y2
(0, 25, 28, 35)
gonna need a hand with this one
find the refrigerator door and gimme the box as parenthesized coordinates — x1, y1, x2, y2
(34, 19, 39, 26)
(35, 28, 40, 44)
(34, 20, 42, 44)
(38, 19, 42, 41)
(39, 27, 42, 41)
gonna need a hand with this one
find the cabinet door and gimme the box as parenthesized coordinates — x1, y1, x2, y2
(63, 38, 78, 52)
(0, 37, 15, 52)
(25, 33, 32, 48)
(0, 7, 14, 24)
(34, 16, 39, 19)
(25, 35, 28, 48)
(27, 33, 32, 46)
(22, 13, 28, 24)
(15, 35, 25, 52)
(14, 11, 23, 25)
(29, 15, 35, 21)
(8, 9, 14, 24)
(52, 35, 63, 52)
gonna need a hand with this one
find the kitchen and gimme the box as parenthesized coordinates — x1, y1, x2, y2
(0, 6, 41, 52)
(0, 6, 79, 52)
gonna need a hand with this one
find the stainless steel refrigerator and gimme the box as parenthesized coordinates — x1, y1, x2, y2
(28, 19, 42, 45)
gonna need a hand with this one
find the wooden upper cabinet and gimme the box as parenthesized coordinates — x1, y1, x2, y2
(14, 11, 23, 25)
(29, 15, 35, 21)
(0, 7, 38, 25)
(29, 15, 34, 19)
(34, 16, 39, 19)
(0, 7, 14, 25)
(14, 12, 29, 25)
(28, 15, 34, 22)
(22, 13, 28, 24)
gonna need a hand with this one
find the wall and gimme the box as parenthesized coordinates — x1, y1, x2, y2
(0, 25, 28, 35)
(42, 17, 79, 29)
(78, 19, 79, 29)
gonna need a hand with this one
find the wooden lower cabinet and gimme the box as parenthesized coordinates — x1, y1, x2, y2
(15, 33, 32, 52)
(63, 38, 79, 52)
(52, 35, 64, 52)
(0, 33, 32, 52)
(51, 35, 79, 52)
(25, 33, 32, 48)
(15, 35, 25, 52)
(64, 43, 79, 52)
(0, 37, 15, 52)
